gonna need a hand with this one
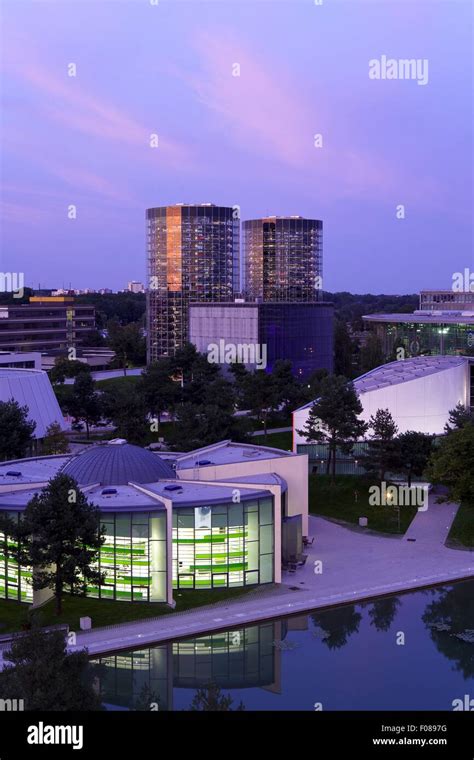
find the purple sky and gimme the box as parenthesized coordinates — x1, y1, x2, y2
(1, 0, 472, 293)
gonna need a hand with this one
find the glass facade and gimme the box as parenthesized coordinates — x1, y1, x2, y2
(243, 217, 323, 302)
(259, 302, 334, 378)
(87, 511, 167, 602)
(172, 498, 274, 590)
(367, 318, 474, 361)
(146, 204, 240, 361)
(0, 513, 33, 602)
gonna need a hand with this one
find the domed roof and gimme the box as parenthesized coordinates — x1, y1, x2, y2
(61, 440, 176, 486)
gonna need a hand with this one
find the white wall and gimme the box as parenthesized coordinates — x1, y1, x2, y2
(179, 453, 309, 535)
(293, 362, 469, 446)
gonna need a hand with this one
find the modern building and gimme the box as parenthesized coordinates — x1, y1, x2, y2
(363, 311, 474, 360)
(420, 290, 474, 311)
(189, 301, 334, 378)
(0, 351, 41, 370)
(243, 216, 323, 302)
(0, 367, 66, 441)
(146, 204, 240, 361)
(0, 297, 96, 354)
(293, 355, 474, 473)
(0, 438, 308, 605)
(127, 281, 145, 294)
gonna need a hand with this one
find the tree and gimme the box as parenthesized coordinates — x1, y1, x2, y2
(427, 424, 474, 506)
(242, 370, 280, 440)
(170, 403, 249, 451)
(334, 320, 355, 377)
(311, 606, 362, 649)
(107, 320, 146, 374)
(359, 332, 385, 374)
(189, 682, 244, 711)
(444, 403, 474, 434)
(42, 421, 69, 455)
(0, 627, 103, 710)
(390, 431, 434, 488)
(101, 386, 149, 444)
(271, 359, 306, 415)
(360, 408, 398, 482)
(49, 357, 91, 385)
(140, 359, 179, 422)
(0, 399, 36, 461)
(297, 375, 368, 481)
(15, 474, 105, 614)
(66, 372, 102, 439)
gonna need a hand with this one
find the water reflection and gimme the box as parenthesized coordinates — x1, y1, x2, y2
(93, 580, 474, 711)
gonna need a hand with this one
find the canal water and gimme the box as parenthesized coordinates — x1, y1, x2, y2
(94, 579, 474, 711)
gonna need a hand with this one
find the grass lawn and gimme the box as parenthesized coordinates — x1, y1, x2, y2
(252, 431, 292, 450)
(309, 474, 418, 535)
(0, 587, 254, 635)
(95, 376, 141, 392)
(447, 501, 474, 548)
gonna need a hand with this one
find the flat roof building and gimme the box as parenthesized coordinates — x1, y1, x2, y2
(0, 438, 308, 605)
(0, 297, 95, 354)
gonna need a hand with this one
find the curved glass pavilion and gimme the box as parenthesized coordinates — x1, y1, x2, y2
(0, 438, 303, 605)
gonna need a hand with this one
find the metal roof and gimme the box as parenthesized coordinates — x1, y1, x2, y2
(363, 312, 474, 324)
(0, 368, 65, 439)
(60, 441, 176, 486)
(295, 356, 471, 411)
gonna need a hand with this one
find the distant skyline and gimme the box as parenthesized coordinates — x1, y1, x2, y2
(1, 0, 472, 293)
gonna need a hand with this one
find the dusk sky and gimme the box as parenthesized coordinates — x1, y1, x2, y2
(1, 0, 472, 294)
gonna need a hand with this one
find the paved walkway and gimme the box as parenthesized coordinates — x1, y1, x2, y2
(1, 494, 472, 664)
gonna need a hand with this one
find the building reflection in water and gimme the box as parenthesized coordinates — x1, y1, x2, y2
(95, 618, 309, 710)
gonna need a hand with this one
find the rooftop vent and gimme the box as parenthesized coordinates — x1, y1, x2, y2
(195, 459, 212, 466)
(107, 438, 127, 446)
(164, 484, 183, 492)
(101, 487, 118, 496)
(6, 470, 22, 477)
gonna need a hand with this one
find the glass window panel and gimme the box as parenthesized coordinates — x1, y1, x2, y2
(259, 525, 273, 554)
(259, 498, 273, 526)
(259, 553, 273, 584)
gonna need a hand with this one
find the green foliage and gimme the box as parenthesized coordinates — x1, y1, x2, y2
(444, 403, 474, 433)
(359, 408, 398, 481)
(107, 320, 146, 371)
(334, 320, 356, 377)
(101, 385, 149, 444)
(16, 474, 105, 614)
(65, 372, 102, 438)
(0, 399, 36, 461)
(298, 376, 368, 480)
(389, 431, 434, 487)
(140, 359, 180, 420)
(427, 424, 474, 506)
(49, 357, 91, 385)
(42, 421, 70, 455)
(0, 627, 103, 710)
(170, 403, 250, 451)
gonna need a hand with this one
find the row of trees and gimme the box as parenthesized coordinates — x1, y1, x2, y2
(0, 400, 69, 462)
(298, 375, 474, 494)
(51, 344, 321, 449)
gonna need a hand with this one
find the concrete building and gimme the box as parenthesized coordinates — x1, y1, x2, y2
(0, 296, 95, 353)
(420, 289, 474, 311)
(243, 216, 323, 302)
(189, 301, 334, 378)
(146, 204, 240, 361)
(127, 281, 145, 294)
(0, 367, 66, 440)
(293, 355, 474, 472)
(0, 438, 308, 605)
(0, 351, 41, 370)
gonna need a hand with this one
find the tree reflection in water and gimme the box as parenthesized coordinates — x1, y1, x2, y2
(422, 581, 474, 679)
